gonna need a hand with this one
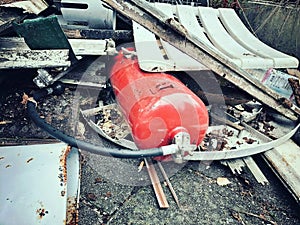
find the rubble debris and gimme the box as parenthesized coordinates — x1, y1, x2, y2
(86, 193, 97, 201)
(137, 160, 144, 172)
(94, 104, 130, 141)
(287, 68, 300, 79)
(0, 49, 70, 69)
(288, 78, 300, 107)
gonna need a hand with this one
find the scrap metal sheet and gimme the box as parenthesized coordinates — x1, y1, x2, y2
(0, 143, 79, 225)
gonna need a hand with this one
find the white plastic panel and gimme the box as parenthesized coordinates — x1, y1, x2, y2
(197, 7, 273, 68)
(133, 4, 298, 71)
(218, 8, 299, 68)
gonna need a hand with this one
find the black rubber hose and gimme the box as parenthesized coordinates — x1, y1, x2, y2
(26, 83, 165, 158)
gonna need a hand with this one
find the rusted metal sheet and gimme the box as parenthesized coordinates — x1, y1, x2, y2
(102, 0, 300, 121)
(0, 143, 80, 225)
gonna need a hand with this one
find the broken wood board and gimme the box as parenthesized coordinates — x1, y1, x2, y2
(102, 0, 300, 121)
(241, 122, 300, 203)
(0, 37, 111, 56)
(1, 0, 48, 15)
(0, 49, 70, 69)
(0, 7, 27, 35)
(63, 28, 133, 42)
(145, 158, 169, 208)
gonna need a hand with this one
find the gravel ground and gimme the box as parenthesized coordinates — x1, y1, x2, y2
(1, 67, 300, 225)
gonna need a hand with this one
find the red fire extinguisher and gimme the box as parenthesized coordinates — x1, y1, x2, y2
(110, 48, 209, 160)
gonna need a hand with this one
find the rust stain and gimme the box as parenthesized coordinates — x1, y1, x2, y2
(36, 208, 49, 219)
(26, 157, 34, 163)
(59, 146, 72, 186)
(66, 196, 79, 225)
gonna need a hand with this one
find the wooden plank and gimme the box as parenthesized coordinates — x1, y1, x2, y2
(263, 140, 300, 203)
(157, 161, 180, 207)
(0, 37, 108, 56)
(144, 158, 169, 208)
(0, 49, 70, 69)
(241, 122, 300, 203)
(243, 156, 268, 185)
(102, 0, 300, 121)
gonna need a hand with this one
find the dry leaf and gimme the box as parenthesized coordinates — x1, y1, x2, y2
(217, 177, 231, 186)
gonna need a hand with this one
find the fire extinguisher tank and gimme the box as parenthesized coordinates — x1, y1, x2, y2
(110, 49, 209, 153)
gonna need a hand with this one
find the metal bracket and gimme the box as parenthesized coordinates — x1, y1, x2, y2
(172, 132, 197, 164)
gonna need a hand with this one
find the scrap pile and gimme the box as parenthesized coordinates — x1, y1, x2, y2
(1, 0, 300, 222)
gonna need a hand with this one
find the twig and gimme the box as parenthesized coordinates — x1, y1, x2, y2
(232, 208, 277, 225)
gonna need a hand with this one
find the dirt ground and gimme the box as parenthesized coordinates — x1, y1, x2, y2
(1, 66, 300, 225)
